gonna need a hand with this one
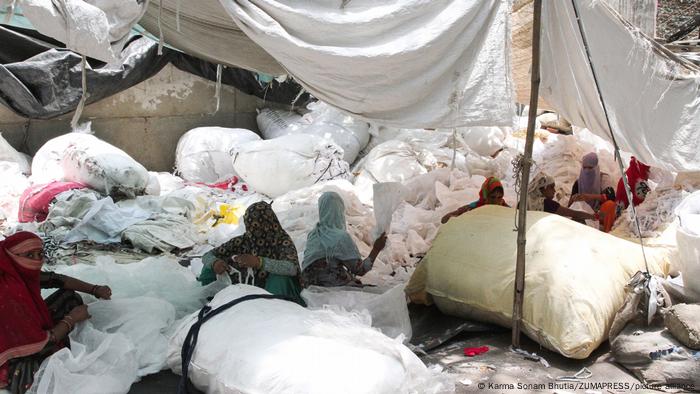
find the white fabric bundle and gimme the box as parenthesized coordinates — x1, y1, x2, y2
(33, 129, 148, 198)
(257, 102, 370, 164)
(168, 285, 451, 394)
(175, 127, 261, 183)
(233, 134, 349, 198)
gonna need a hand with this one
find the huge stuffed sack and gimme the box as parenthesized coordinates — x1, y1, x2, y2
(257, 102, 370, 164)
(424, 205, 669, 359)
(168, 285, 451, 394)
(175, 127, 261, 183)
(61, 136, 148, 198)
(32, 129, 149, 198)
(32, 132, 96, 184)
(233, 134, 349, 198)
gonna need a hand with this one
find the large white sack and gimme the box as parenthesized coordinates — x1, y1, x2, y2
(0, 133, 30, 174)
(61, 134, 149, 198)
(257, 102, 370, 164)
(301, 284, 412, 342)
(168, 285, 451, 394)
(233, 134, 349, 198)
(454, 126, 507, 157)
(675, 191, 700, 294)
(218, 0, 514, 128)
(175, 127, 261, 183)
(31, 132, 96, 184)
(425, 205, 669, 359)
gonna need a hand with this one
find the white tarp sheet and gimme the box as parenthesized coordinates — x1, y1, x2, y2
(17, 0, 148, 63)
(218, 0, 515, 128)
(540, 0, 700, 172)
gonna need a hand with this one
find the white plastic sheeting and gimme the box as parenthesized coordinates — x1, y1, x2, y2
(301, 284, 412, 342)
(233, 134, 349, 198)
(19, 0, 148, 63)
(29, 256, 224, 394)
(219, 0, 515, 128)
(257, 102, 371, 164)
(540, 0, 700, 172)
(675, 191, 700, 294)
(168, 285, 452, 394)
(175, 127, 261, 184)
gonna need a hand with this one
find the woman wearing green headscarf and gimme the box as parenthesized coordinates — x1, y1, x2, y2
(197, 202, 304, 305)
(301, 192, 387, 287)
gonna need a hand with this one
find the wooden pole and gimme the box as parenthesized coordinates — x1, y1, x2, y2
(512, 0, 543, 348)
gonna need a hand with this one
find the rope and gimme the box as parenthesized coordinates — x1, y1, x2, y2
(157, 0, 165, 55)
(178, 294, 293, 394)
(70, 56, 88, 130)
(450, 128, 457, 169)
(570, 0, 649, 273)
(214, 64, 223, 113)
(511, 153, 534, 230)
(176, 0, 182, 32)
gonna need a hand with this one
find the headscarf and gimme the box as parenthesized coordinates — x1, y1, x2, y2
(578, 152, 602, 208)
(0, 232, 52, 373)
(211, 202, 298, 263)
(616, 156, 651, 208)
(472, 177, 507, 208)
(302, 192, 361, 271)
(527, 172, 555, 211)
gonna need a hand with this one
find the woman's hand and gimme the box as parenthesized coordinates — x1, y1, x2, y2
(373, 233, 388, 251)
(93, 285, 112, 300)
(441, 214, 452, 224)
(213, 259, 229, 275)
(68, 305, 91, 323)
(234, 254, 262, 269)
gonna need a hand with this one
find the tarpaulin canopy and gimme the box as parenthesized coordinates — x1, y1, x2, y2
(216, 0, 516, 129)
(0, 24, 310, 119)
(540, 0, 700, 172)
(139, 0, 284, 75)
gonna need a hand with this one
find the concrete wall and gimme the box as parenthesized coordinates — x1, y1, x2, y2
(0, 64, 274, 172)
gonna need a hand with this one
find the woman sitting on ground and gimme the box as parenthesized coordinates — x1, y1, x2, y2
(1, 231, 112, 394)
(301, 191, 387, 288)
(441, 176, 509, 224)
(528, 172, 600, 224)
(198, 201, 304, 305)
(566, 152, 617, 232)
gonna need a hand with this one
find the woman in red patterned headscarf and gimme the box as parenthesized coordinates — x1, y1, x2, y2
(441, 177, 510, 224)
(0, 232, 111, 394)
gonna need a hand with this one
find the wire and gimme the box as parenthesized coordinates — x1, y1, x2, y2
(570, 0, 650, 273)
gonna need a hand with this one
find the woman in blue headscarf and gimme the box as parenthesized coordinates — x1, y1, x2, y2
(301, 192, 387, 287)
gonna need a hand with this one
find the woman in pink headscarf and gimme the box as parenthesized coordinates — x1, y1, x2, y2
(568, 152, 618, 232)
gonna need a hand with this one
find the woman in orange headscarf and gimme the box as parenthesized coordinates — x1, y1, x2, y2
(0, 232, 111, 394)
(441, 177, 509, 224)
